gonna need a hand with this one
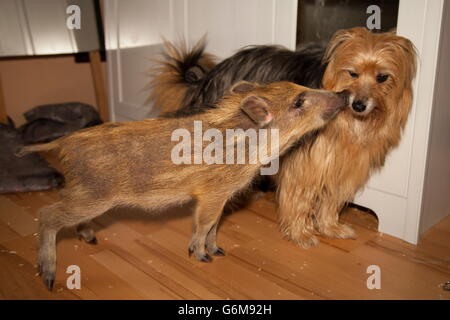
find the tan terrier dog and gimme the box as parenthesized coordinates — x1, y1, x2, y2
(277, 28, 417, 246)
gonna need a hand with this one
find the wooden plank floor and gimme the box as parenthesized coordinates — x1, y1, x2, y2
(0, 190, 449, 300)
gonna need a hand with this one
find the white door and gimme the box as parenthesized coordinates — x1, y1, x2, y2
(104, 0, 297, 121)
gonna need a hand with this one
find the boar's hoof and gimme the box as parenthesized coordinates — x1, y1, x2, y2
(45, 278, 55, 291)
(212, 247, 225, 256)
(188, 246, 213, 262)
(79, 235, 98, 245)
(37, 262, 55, 291)
(199, 254, 212, 263)
(86, 236, 98, 245)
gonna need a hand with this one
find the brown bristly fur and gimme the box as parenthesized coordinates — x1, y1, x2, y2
(276, 28, 417, 247)
(20, 81, 348, 290)
(146, 37, 216, 114)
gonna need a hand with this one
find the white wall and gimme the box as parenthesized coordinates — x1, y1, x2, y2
(420, 0, 450, 233)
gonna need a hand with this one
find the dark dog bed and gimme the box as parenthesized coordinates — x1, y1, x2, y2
(0, 120, 62, 193)
(0, 102, 102, 194)
(20, 102, 102, 144)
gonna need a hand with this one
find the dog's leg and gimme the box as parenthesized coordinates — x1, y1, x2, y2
(277, 192, 319, 248)
(315, 198, 356, 239)
(76, 222, 97, 244)
(189, 197, 226, 262)
(276, 150, 319, 248)
(38, 201, 110, 290)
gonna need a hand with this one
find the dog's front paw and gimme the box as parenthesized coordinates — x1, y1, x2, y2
(293, 233, 319, 248)
(319, 223, 356, 239)
(282, 228, 319, 248)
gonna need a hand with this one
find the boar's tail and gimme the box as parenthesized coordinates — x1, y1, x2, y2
(16, 141, 60, 157)
(146, 36, 216, 114)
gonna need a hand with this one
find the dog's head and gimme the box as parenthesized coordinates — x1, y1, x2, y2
(322, 27, 417, 128)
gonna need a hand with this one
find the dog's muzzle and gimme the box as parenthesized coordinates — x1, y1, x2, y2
(348, 95, 376, 116)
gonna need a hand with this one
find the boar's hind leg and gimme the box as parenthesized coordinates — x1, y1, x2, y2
(38, 201, 110, 291)
(189, 198, 226, 262)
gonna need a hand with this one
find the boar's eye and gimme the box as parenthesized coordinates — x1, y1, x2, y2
(376, 73, 389, 83)
(293, 94, 305, 109)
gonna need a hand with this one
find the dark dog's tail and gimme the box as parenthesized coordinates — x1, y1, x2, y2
(147, 37, 216, 114)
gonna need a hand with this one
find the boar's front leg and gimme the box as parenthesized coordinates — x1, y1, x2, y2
(189, 197, 226, 262)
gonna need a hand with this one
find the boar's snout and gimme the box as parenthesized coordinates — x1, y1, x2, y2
(314, 89, 349, 120)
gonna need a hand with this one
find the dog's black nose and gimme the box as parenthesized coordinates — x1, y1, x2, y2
(352, 100, 367, 113)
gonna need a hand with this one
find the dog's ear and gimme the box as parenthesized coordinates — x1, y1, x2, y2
(392, 36, 418, 82)
(240, 95, 273, 127)
(324, 27, 364, 63)
(230, 81, 258, 94)
(322, 28, 366, 90)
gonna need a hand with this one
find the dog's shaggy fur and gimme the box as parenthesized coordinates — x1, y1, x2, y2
(149, 27, 417, 247)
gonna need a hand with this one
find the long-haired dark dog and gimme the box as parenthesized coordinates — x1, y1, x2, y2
(149, 27, 417, 247)
(150, 41, 325, 116)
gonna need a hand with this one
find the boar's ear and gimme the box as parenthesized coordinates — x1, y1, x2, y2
(230, 81, 258, 94)
(240, 96, 273, 127)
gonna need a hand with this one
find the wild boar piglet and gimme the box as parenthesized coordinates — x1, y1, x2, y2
(19, 81, 348, 290)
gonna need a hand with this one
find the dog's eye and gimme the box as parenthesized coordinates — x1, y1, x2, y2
(348, 71, 359, 79)
(376, 73, 389, 83)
